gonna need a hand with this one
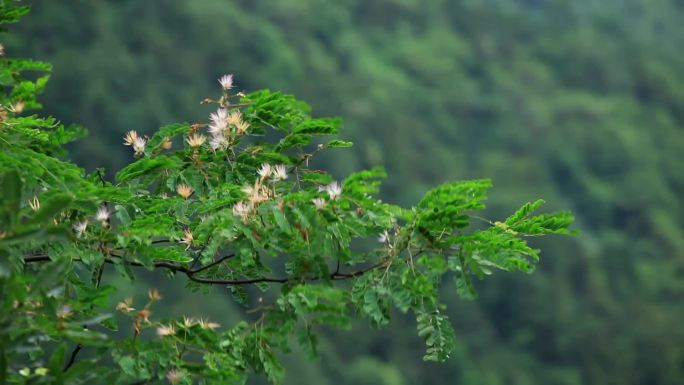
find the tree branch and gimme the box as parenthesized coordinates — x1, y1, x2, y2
(23, 252, 384, 286)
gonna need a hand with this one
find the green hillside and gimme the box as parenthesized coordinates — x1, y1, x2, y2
(5, 1, 684, 383)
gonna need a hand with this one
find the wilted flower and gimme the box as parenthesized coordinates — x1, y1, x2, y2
(272, 164, 288, 181)
(241, 184, 256, 197)
(377, 230, 390, 243)
(166, 369, 185, 385)
(123, 130, 139, 146)
(242, 183, 269, 204)
(235, 120, 250, 135)
(257, 163, 272, 179)
(176, 184, 194, 199)
(116, 297, 135, 313)
(133, 137, 147, 156)
(218, 74, 234, 90)
(137, 308, 151, 323)
(73, 220, 88, 238)
(312, 198, 327, 210)
(11, 100, 25, 114)
(95, 206, 110, 223)
(180, 228, 193, 249)
(325, 181, 342, 200)
(161, 137, 173, 150)
(156, 324, 175, 337)
(186, 133, 207, 148)
(148, 289, 162, 301)
(227, 110, 242, 126)
(232, 201, 252, 221)
(28, 196, 40, 211)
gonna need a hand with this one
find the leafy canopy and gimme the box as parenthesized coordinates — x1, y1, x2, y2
(0, 2, 573, 384)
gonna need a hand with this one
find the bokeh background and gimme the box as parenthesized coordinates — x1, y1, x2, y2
(6, 0, 684, 384)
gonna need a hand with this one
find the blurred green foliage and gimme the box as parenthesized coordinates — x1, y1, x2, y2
(4, 0, 684, 384)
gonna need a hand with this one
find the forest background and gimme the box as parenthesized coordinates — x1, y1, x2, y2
(6, 0, 684, 384)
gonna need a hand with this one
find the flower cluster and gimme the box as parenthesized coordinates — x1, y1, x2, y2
(123, 130, 146, 156)
(205, 75, 250, 151)
(230, 163, 291, 222)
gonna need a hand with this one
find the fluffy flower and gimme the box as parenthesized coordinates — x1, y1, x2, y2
(232, 201, 253, 221)
(133, 137, 147, 156)
(186, 133, 207, 148)
(377, 230, 390, 243)
(156, 324, 175, 337)
(176, 184, 194, 199)
(209, 108, 229, 133)
(166, 370, 185, 385)
(198, 317, 220, 330)
(180, 229, 193, 249)
(95, 206, 110, 223)
(73, 220, 88, 238)
(325, 181, 342, 200)
(123, 130, 139, 146)
(227, 110, 242, 126)
(235, 120, 250, 135)
(312, 198, 327, 210)
(257, 163, 272, 180)
(218, 74, 234, 90)
(209, 134, 229, 151)
(272, 164, 288, 181)
(182, 316, 197, 328)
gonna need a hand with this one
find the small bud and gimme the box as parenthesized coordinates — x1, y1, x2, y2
(148, 288, 162, 301)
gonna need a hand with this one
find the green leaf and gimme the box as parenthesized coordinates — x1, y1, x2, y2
(326, 139, 353, 148)
(1, 170, 21, 226)
(115, 155, 181, 182)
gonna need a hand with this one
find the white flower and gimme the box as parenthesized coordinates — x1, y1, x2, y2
(198, 317, 220, 330)
(156, 324, 175, 337)
(218, 74, 234, 90)
(232, 201, 253, 221)
(182, 316, 197, 328)
(132, 137, 147, 156)
(166, 369, 184, 385)
(209, 134, 229, 151)
(186, 133, 207, 148)
(377, 230, 390, 243)
(95, 206, 110, 222)
(176, 184, 194, 199)
(123, 130, 138, 146)
(272, 164, 288, 181)
(73, 220, 88, 238)
(257, 163, 272, 179)
(312, 198, 327, 210)
(325, 181, 342, 200)
(209, 108, 229, 133)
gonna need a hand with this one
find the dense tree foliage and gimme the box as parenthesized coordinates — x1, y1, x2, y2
(4, 0, 683, 384)
(0, 2, 574, 384)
